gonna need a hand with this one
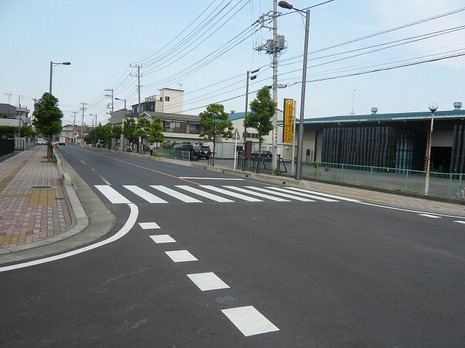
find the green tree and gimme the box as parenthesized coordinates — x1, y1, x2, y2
(147, 117, 165, 154)
(244, 86, 276, 173)
(134, 117, 150, 152)
(33, 92, 64, 160)
(123, 118, 137, 151)
(199, 103, 233, 166)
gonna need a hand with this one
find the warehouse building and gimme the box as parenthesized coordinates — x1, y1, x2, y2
(301, 102, 465, 174)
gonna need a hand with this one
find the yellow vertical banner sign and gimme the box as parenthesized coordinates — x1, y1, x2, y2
(283, 98, 294, 143)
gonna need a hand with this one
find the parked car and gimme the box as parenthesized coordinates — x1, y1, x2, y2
(173, 144, 200, 161)
(199, 146, 211, 160)
(251, 150, 272, 158)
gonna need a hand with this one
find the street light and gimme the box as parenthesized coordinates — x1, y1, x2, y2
(278, 1, 310, 180)
(424, 103, 438, 195)
(243, 68, 259, 170)
(115, 97, 127, 110)
(49, 61, 71, 94)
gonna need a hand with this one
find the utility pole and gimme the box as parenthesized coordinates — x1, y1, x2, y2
(130, 64, 142, 116)
(80, 103, 87, 147)
(18, 95, 21, 139)
(271, 0, 279, 172)
(105, 88, 114, 114)
(72, 111, 77, 146)
(255, 0, 285, 173)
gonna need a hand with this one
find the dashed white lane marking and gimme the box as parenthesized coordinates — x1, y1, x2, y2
(124, 185, 168, 203)
(165, 250, 198, 262)
(419, 213, 441, 219)
(201, 185, 263, 202)
(139, 222, 160, 229)
(151, 185, 202, 203)
(176, 185, 234, 203)
(187, 272, 230, 291)
(222, 306, 279, 337)
(95, 185, 131, 204)
(454, 221, 465, 224)
(150, 235, 176, 243)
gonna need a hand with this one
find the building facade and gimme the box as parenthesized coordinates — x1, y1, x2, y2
(299, 103, 465, 173)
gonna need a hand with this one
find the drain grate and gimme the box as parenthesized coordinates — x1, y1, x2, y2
(30, 185, 53, 189)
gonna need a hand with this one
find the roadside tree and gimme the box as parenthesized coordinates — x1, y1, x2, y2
(33, 92, 64, 160)
(147, 117, 165, 154)
(199, 103, 233, 166)
(244, 86, 276, 173)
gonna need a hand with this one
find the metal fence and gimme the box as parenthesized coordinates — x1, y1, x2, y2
(0, 138, 14, 157)
(291, 161, 464, 200)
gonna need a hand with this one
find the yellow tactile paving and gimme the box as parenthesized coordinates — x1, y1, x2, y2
(29, 188, 57, 208)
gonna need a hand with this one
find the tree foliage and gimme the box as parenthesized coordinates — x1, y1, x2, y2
(244, 86, 276, 143)
(199, 103, 233, 165)
(147, 117, 165, 145)
(33, 92, 64, 159)
(244, 86, 277, 173)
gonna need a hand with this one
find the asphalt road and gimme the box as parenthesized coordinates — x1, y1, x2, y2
(1, 147, 464, 347)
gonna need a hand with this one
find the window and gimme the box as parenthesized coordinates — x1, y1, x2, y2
(165, 96, 170, 102)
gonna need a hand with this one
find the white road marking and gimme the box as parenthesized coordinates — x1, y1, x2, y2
(222, 306, 279, 337)
(165, 250, 198, 262)
(419, 213, 441, 219)
(286, 187, 361, 202)
(95, 185, 131, 204)
(245, 186, 314, 202)
(187, 272, 230, 291)
(139, 222, 160, 229)
(201, 185, 262, 202)
(150, 185, 202, 203)
(454, 220, 465, 224)
(0, 204, 139, 273)
(223, 186, 290, 202)
(180, 177, 244, 180)
(176, 185, 234, 203)
(266, 186, 338, 202)
(123, 185, 168, 203)
(150, 235, 176, 243)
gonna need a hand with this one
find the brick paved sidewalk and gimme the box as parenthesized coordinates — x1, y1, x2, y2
(0, 147, 73, 249)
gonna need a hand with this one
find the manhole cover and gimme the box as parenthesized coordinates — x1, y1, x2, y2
(215, 295, 239, 305)
(31, 185, 53, 189)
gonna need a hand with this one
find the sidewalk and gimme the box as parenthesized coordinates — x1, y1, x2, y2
(0, 147, 73, 251)
(1, 147, 465, 257)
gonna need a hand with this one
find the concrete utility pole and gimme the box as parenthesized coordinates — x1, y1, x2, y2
(80, 103, 87, 147)
(271, 0, 279, 172)
(255, 0, 285, 173)
(130, 64, 142, 116)
(105, 89, 114, 114)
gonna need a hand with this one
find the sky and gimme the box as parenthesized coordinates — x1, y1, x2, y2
(1, 0, 464, 126)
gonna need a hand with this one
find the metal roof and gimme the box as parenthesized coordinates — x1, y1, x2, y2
(304, 108, 465, 124)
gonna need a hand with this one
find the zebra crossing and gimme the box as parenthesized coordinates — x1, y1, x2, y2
(95, 184, 354, 205)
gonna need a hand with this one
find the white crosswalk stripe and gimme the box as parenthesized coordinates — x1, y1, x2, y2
(176, 185, 234, 203)
(244, 186, 314, 202)
(264, 186, 338, 202)
(123, 185, 168, 203)
(223, 185, 290, 202)
(201, 185, 263, 202)
(95, 184, 345, 205)
(150, 185, 202, 203)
